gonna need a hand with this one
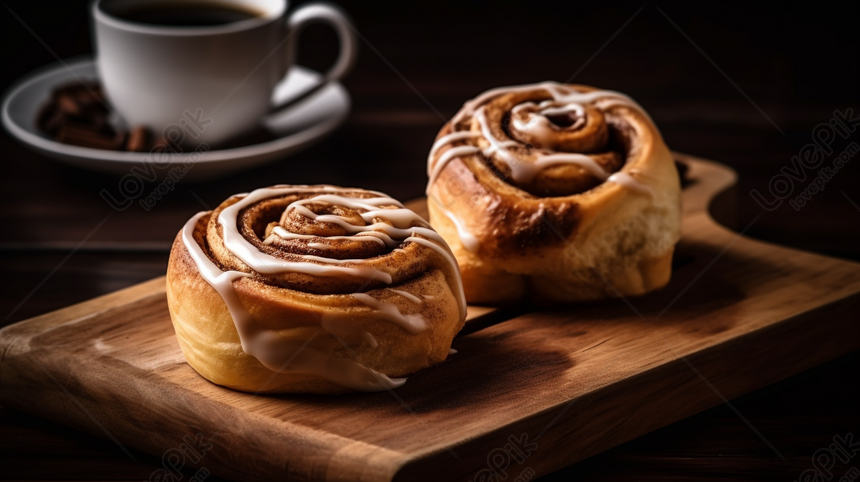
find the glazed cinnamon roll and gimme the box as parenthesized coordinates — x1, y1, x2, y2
(426, 82, 681, 304)
(166, 186, 466, 394)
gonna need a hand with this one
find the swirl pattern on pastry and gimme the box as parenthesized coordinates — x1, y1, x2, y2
(167, 185, 465, 394)
(426, 82, 681, 304)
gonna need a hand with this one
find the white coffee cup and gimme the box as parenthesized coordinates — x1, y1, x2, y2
(92, 0, 357, 146)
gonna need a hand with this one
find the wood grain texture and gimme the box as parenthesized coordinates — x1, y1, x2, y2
(1, 154, 859, 482)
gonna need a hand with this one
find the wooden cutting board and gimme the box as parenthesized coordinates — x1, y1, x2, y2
(2, 154, 859, 482)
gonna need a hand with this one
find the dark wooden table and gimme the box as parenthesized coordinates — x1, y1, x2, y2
(2, 1, 858, 480)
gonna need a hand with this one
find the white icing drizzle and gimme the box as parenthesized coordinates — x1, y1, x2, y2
(448, 348, 458, 356)
(476, 107, 610, 184)
(264, 226, 387, 247)
(474, 107, 522, 166)
(538, 103, 586, 117)
(531, 154, 610, 180)
(429, 81, 653, 195)
(443, 209, 479, 253)
(607, 172, 653, 196)
(427, 145, 481, 189)
(399, 234, 468, 315)
(511, 100, 586, 146)
(181, 186, 467, 392)
(219, 188, 392, 282)
(428, 131, 482, 173)
(351, 293, 427, 334)
(388, 289, 423, 304)
(181, 212, 405, 391)
(453, 81, 642, 125)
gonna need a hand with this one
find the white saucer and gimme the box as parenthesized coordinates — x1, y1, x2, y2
(2, 57, 350, 180)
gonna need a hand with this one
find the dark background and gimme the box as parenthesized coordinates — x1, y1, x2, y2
(1, 1, 858, 481)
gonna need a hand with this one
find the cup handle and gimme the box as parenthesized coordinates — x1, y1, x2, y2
(285, 3, 358, 83)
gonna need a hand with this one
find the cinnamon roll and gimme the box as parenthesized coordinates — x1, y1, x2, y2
(426, 82, 681, 304)
(166, 186, 466, 394)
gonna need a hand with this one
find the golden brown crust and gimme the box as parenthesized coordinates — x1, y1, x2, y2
(166, 186, 464, 394)
(427, 83, 681, 304)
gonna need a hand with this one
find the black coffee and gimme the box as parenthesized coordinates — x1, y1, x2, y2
(115, 2, 263, 27)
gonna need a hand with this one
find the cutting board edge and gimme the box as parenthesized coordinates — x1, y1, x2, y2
(0, 333, 414, 482)
(391, 290, 860, 482)
(0, 276, 166, 336)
